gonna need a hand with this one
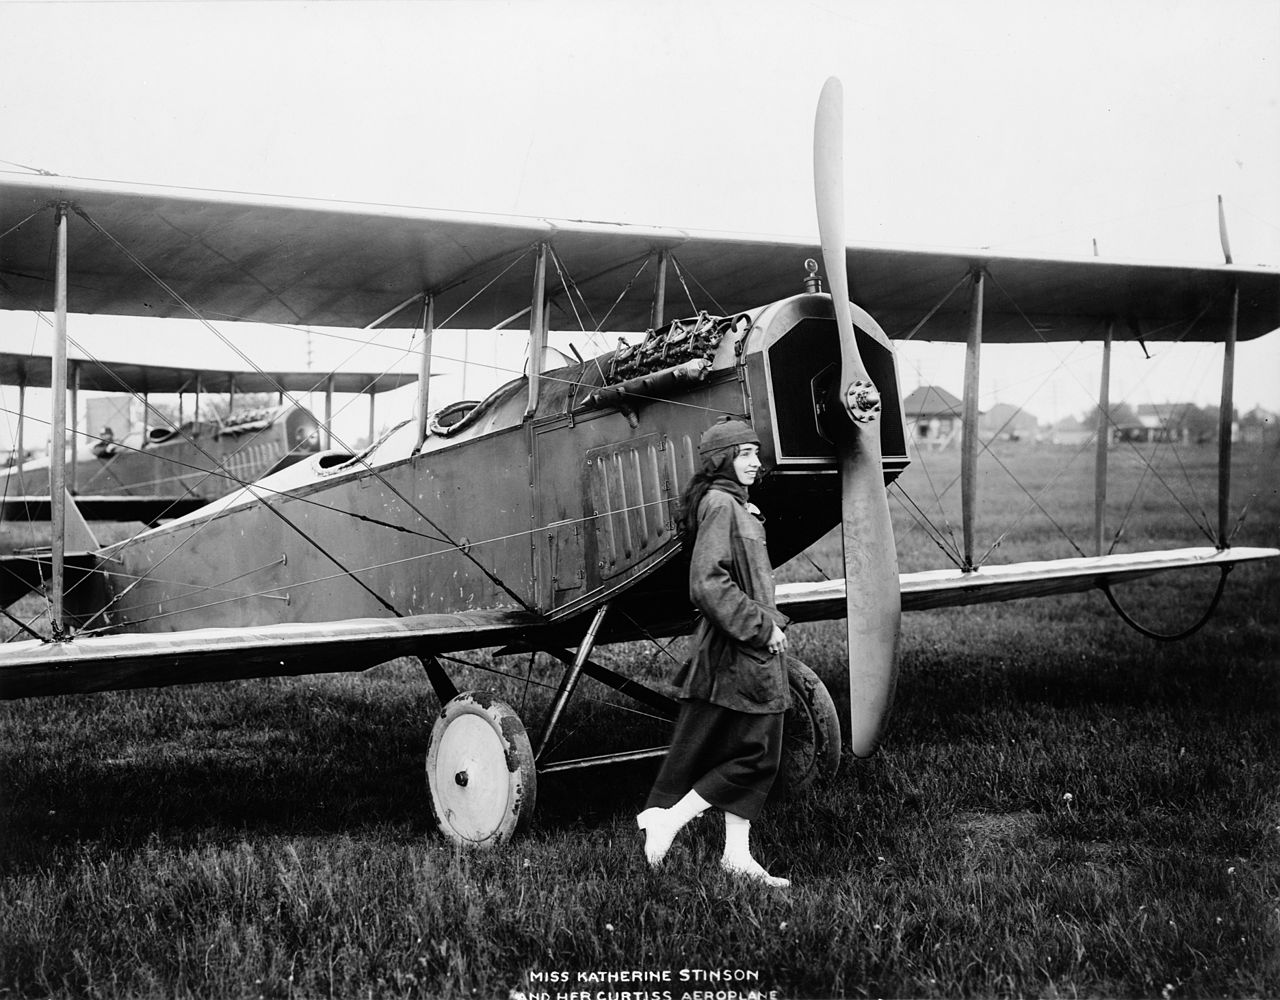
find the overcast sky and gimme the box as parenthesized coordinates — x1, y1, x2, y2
(2, 0, 1278, 447)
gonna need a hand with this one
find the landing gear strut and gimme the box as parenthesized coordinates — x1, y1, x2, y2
(420, 622, 843, 846)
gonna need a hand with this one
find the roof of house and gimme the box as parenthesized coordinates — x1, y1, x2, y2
(1135, 402, 1200, 421)
(1241, 406, 1277, 424)
(902, 384, 963, 416)
(980, 401, 1039, 430)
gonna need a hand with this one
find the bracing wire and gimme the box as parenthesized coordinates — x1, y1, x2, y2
(977, 442, 1091, 565)
(979, 267, 1226, 553)
(669, 255, 727, 316)
(546, 246, 598, 333)
(0, 207, 47, 244)
(435, 652, 673, 728)
(898, 270, 972, 342)
(886, 351, 965, 559)
(0, 158, 57, 175)
(888, 483, 965, 570)
(668, 256, 704, 315)
(72, 492, 684, 633)
(0, 404, 451, 545)
(436, 246, 537, 329)
(0, 340, 465, 628)
(71, 207, 543, 617)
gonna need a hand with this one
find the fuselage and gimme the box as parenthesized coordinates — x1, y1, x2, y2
(85, 295, 907, 642)
(1, 405, 320, 505)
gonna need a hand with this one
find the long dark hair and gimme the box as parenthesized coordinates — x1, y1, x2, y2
(680, 446, 739, 543)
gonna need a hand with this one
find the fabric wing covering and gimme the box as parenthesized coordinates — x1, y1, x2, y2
(3, 171, 1278, 343)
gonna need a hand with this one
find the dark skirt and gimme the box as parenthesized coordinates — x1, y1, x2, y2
(645, 699, 784, 821)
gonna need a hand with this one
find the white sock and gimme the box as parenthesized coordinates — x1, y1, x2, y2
(668, 789, 712, 826)
(722, 812, 752, 864)
(637, 789, 712, 867)
(721, 813, 790, 887)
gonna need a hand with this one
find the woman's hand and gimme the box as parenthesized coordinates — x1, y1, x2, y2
(767, 624, 788, 656)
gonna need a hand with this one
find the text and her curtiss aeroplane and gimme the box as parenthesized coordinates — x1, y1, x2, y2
(1, 80, 1277, 846)
(0, 352, 417, 523)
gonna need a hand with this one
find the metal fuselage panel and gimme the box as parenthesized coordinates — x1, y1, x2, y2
(107, 425, 536, 631)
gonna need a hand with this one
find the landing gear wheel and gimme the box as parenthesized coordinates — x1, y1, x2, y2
(777, 657, 842, 797)
(426, 691, 536, 848)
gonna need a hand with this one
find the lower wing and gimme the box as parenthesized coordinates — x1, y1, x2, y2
(3, 546, 1273, 700)
(2, 495, 208, 523)
(777, 546, 1278, 620)
(0, 609, 543, 699)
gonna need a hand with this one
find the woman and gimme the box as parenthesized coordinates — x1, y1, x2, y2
(637, 416, 792, 888)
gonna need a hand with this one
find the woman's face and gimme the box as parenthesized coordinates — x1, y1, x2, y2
(732, 444, 762, 486)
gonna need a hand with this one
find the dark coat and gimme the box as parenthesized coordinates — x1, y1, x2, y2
(674, 486, 791, 714)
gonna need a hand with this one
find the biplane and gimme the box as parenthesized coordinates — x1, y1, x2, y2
(1, 80, 1276, 846)
(0, 351, 417, 524)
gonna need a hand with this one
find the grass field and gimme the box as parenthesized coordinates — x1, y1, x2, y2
(1, 441, 1277, 998)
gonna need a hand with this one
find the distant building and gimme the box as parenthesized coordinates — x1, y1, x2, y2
(1049, 414, 1092, 447)
(1120, 403, 1227, 445)
(1239, 406, 1278, 445)
(902, 385, 963, 450)
(979, 402, 1040, 442)
(1112, 421, 1174, 445)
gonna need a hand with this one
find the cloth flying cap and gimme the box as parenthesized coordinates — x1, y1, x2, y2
(698, 416, 760, 455)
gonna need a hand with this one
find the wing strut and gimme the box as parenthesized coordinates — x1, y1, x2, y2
(414, 295, 435, 450)
(1215, 197, 1237, 549)
(650, 249, 670, 330)
(49, 204, 69, 640)
(524, 243, 549, 418)
(322, 373, 335, 449)
(1094, 321, 1113, 555)
(534, 601, 610, 761)
(1217, 283, 1238, 547)
(960, 268, 985, 571)
(15, 381, 26, 481)
(68, 361, 80, 493)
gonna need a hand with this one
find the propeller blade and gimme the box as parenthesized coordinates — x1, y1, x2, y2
(814, 77, 857, 359)
(814, 76, 902, 757)
(838, 438, 901, 757)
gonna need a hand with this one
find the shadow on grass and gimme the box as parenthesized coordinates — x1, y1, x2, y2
(3, 590, 1274, 873)
(0, 679, 669, 871)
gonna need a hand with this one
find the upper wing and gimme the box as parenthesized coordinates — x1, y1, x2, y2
(777, 546, 1279, 621)
(3, 171, 1278, 343)
(0, 350, 416, 395)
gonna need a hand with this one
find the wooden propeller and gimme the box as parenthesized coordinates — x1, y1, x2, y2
(813, 77, 902, 758)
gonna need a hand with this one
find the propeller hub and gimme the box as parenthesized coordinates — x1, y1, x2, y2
(844, 379, 882, 424)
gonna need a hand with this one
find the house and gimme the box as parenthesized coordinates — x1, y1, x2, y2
(1049, 414, 1092, 447)
(1124, 402, 1212, 444)
(1239, 406, 1278, 445)
(979, 402, 1040, 442)
(902, 385, 963, 450)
